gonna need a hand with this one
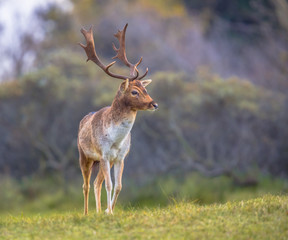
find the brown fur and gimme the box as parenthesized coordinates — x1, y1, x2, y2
(78, 79, 157, 215)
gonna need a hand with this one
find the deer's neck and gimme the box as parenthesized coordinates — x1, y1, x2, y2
(104, 94, 137, 145)
(109, 95, 137, 124)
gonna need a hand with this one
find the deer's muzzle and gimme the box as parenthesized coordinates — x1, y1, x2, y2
(150, 101, 158, 110)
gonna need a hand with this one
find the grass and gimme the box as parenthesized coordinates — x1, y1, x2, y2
(1, 194, 287, 240)
(1, 173, 287, 213)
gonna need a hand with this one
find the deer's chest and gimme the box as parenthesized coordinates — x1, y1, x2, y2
(107, 121, 132, 142)
(102, 121, 132, 161)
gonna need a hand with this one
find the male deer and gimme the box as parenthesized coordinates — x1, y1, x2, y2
(78, 24, 158, 215)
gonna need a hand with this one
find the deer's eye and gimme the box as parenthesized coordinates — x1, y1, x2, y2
(131, 90, 138, 96)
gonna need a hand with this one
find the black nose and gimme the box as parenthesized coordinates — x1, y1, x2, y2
(152, 102, 158, 109)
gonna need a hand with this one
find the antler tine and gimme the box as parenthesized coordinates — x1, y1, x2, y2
(79, 26, 129, 80)
(112, 24, 130, 66)
(112, 23, 145, 79)
(131, 68, 140, 81)
(138, 68, 149, 80)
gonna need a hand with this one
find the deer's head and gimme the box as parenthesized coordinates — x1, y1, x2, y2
(118, 78, 158, 111)
(79, 23, 158, 111)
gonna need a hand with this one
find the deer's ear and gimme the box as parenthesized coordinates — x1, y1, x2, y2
(141, 79, 152, 87)
(120, 78, 130, 92)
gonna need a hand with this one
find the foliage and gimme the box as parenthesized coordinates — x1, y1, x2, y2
(0, 195, 287, 239)
(183, 0, 284, 33)
(0, 172, 286, 214)
(134, 71, 287, 178)
(1, 66, 287, 180)
(124, 173, 288, 206)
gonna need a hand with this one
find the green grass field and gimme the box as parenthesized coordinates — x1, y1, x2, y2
(1, 194, 287, 240)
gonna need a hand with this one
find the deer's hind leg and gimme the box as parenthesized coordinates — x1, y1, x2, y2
(79, 149, 93, 215)
(94, 165, 104, 213)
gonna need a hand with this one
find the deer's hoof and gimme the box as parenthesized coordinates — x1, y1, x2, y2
(105, 208, 113, 215)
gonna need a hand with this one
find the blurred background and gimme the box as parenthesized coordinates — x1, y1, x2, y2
(0, 0, 288, 213)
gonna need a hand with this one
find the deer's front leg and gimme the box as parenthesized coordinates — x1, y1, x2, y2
(112, 160, 124, 210)
(100, 160, 113, 214)
(94, 162, 113, 213)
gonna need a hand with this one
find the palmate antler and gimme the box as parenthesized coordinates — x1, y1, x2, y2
(79, 23, 148, 81)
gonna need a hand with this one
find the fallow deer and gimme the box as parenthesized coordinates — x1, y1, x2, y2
(78, 24, 158, 215)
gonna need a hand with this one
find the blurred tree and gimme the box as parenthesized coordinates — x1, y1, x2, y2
(183, 0, 281, 33)
(1, 0, 288, 184)
(34, 3, 77, 69)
